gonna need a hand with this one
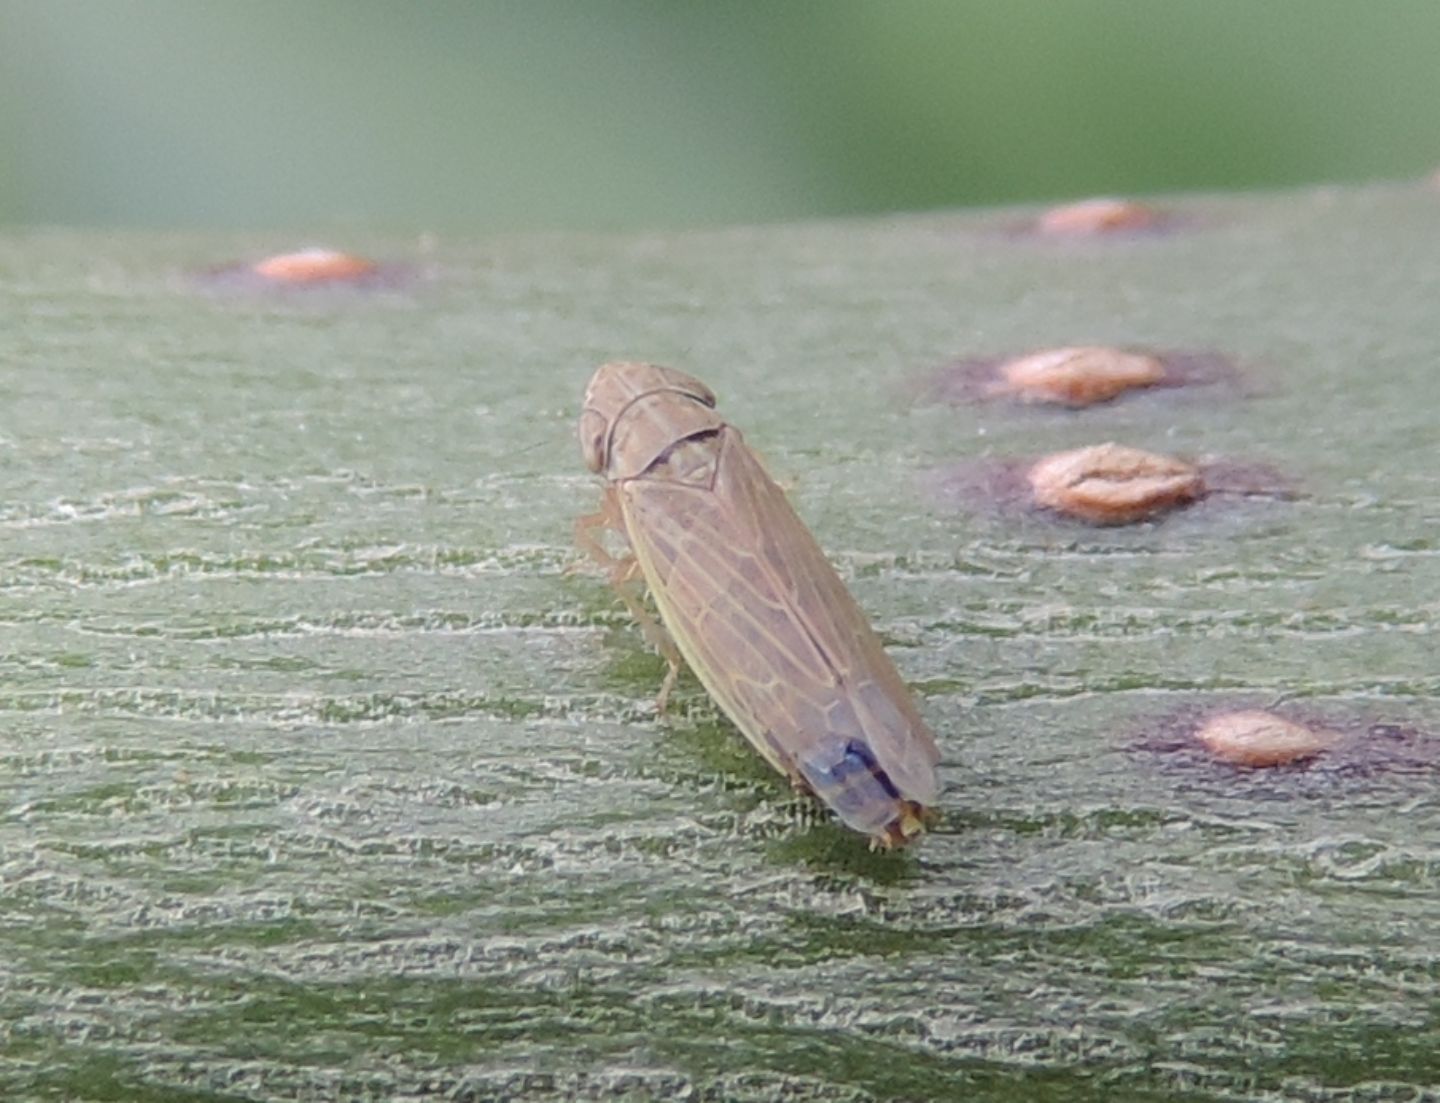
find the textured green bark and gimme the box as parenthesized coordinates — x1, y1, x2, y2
(1, 183, 1438, 1100)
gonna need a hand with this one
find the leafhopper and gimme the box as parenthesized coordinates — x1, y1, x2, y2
(576, 361, 940, 847)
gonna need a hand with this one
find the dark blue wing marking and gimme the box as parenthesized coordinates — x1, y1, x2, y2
(796, 737, 902, 835)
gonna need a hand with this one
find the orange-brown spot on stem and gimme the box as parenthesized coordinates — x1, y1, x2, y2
(1195, 710, 1337, 768)
(1029, 443, 1203, 525)
(252, 248, 378, 284)
(1037, 197, 1159, 236)
(992, 346, 1166, 407)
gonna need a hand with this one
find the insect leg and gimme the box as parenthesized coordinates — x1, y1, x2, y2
(655, 654, 682, 715)
(575, 494, 685, 713)
(572, 488, 631, 577)
(609, 558, 684, 714)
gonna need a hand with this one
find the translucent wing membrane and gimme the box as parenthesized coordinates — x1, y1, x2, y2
(795, 738, 902, 837)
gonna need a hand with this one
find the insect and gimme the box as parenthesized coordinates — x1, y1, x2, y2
(575, 361, 940, 847)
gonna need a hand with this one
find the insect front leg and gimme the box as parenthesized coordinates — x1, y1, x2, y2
(573, 487, 631, 578)
(575, 492, 684, 713)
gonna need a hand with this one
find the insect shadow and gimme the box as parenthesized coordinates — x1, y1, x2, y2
(629, 687, 928, 876)
(766, 819, 919, 884)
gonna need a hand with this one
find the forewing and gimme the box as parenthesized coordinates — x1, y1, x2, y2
(713, 434, 940, 804)
(620, 428, 938, 808)
(621, 459, 839, 781)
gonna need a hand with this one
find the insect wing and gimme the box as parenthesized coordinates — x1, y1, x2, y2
(619, 426, 938, 828)
(711, 431, 940, 806)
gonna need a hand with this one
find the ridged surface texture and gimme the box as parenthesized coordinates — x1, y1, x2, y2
(2, 184, 1439, 1100)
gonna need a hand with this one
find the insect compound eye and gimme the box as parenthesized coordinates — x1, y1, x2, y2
(651, 365, 717, 409)
(683, 378, 717, 408)
(578, 409, 610, 473)
(678, 376, 718, 409)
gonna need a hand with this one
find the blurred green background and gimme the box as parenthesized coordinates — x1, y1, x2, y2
(2, 0, 1438, 234)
